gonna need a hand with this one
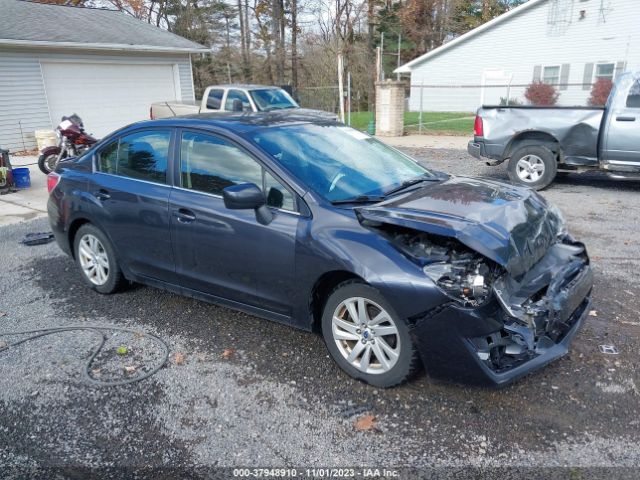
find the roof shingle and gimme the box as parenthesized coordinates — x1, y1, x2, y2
(0, 0, 208, 53)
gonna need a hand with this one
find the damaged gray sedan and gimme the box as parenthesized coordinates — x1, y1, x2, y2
(49, 114, 593, 388)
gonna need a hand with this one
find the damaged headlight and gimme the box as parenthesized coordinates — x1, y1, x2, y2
(389, 230, 499, 307)
(547, 201, 568, 238)
(423, 259, 492, 307)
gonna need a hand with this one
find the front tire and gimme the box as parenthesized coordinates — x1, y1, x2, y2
(507, 145, 557, 190)
(73, 224, 125, 294)
(38, 153, 59, 174)
(321, 281, 420, 388)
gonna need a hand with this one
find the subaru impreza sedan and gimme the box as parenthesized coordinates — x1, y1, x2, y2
(47, 112, 593, 388)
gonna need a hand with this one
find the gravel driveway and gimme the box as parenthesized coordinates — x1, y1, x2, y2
(1, 147, 639, 478)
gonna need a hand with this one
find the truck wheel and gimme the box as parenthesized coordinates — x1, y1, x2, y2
(507, 145, 557, 190)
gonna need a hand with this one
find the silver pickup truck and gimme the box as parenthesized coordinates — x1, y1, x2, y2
(151, 84, 336, 120)
(468, 71, 640, 189)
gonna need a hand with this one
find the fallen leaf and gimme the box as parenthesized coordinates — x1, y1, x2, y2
(354, 414, 376, 432)
(124, 365, 137, 374)
(0, 311, 6, 317)
(0, 341, 7, 350)
(589, 310, 598, 317)
(222, 348, 235, 360)
(173, 352, 186, 365)
(91, 368, 102, 376)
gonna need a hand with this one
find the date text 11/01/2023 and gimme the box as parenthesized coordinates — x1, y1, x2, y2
(232, 468, 400, 478)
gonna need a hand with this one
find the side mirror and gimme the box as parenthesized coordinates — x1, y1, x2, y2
(232, 98, 243, 112)
(223, 183, 273, 225)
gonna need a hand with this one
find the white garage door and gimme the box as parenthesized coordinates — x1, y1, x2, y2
(41, 62, 178, 138)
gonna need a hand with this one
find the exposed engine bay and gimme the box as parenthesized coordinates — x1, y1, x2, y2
(385, 227, 503, 307)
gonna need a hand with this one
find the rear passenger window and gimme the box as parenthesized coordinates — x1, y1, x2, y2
(96, 130, 171, 184)
(206, 89, 224, 110)
(626, 80, 640, 108)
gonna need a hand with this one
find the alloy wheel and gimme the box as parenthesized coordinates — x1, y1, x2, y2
(516, 154, 545, 183)
(78, 234, 110, 286)
(331, 297, 400, 374)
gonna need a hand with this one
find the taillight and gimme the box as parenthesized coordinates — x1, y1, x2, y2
(473, 115, 484, 137)
(47, 172, 60, 194)
(150, 107, 154, 120)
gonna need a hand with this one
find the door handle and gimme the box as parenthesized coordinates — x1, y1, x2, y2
(175, 208, 196, 223)
(616, 116, 636, 122)
(94, 189, 110, 201)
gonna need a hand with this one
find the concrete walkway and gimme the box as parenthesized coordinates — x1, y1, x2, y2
(0, 156, 48, 227)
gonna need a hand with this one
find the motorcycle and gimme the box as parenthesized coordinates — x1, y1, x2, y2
(38, 114, 98, 174)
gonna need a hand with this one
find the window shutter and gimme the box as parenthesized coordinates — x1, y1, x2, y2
(533, 65, 542, 82)
(560, 64, 570, 90)
(615, 61, 627, 79)
(583, 63, 594, 90)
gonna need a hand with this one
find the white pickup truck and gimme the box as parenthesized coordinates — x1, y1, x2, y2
(151, 84, 336, 120)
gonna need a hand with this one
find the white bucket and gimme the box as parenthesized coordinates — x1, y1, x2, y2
(35, 130, 57, 150)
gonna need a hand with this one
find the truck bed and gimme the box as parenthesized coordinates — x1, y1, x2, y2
(151, 100, 200, 118)
(477, 106, 605, 165)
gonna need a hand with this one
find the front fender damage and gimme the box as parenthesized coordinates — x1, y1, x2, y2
(362, 217, 593, 386)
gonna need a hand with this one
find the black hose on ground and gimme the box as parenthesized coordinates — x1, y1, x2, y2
(0, 325, 170, 387)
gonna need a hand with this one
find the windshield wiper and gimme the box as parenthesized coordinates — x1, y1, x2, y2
(383, 175, 440, 197)
(331, 195, 386, 205)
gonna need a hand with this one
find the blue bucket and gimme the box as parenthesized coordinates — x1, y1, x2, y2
(12, 167, 31, 189)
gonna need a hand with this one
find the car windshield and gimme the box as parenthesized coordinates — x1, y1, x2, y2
(250, 89, 299, 111)
(250, 124, 432, 202)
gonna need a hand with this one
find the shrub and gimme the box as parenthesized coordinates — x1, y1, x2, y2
(499, 97, 522, 106)
(588, 78, 613, 106)
(524, 81, 559, 106)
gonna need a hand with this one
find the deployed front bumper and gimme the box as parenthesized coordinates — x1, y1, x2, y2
(410, 241, 593, 387)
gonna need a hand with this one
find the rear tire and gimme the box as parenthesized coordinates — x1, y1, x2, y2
(73, 224, 125, 294)
(321, 281, 420, 388)
(507, 145, 557, 190)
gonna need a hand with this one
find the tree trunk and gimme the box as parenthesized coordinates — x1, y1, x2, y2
(272, 0, 285, 84)
(244, 0, 252, 79)
(291, 0, 298, 94)
(367, 0, 376, 114)
(237, 0, 252, 81)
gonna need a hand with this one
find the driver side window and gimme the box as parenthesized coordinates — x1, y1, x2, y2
(180, 131, 295, 211)
(225, 90, 252, 112)
(627, 79, 640, 108)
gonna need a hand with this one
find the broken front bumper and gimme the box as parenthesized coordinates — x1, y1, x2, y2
(411, 241, 593, 387)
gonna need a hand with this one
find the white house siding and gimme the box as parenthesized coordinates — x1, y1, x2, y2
(406, 0, 640, 112)
(0, 48, 195, 151)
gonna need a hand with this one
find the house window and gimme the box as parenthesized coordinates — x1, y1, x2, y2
(543, 66, 560, 85)
(595, 63, 615, 82)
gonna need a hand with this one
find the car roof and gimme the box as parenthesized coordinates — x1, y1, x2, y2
(211, 84, 284, 90)
(134, 111, 339, 135)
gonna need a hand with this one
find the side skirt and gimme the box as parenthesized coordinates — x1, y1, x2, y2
(126, 272, 305, 331)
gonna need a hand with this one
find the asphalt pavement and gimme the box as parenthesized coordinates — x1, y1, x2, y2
(1, 146, 639, 478)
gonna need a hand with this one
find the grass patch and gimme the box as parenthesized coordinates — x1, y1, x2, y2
(348, 111, 474, 135)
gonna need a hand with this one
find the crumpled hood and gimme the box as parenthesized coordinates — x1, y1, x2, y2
(356, 176, 564, 277)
